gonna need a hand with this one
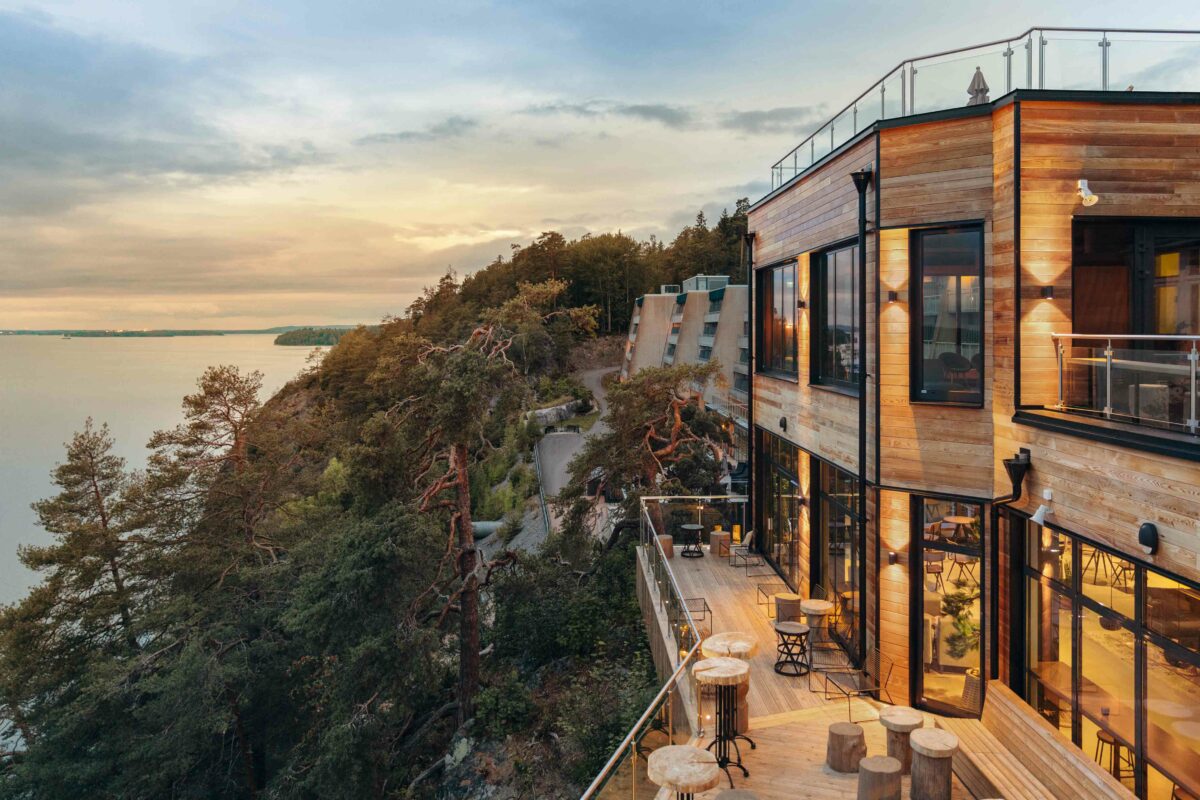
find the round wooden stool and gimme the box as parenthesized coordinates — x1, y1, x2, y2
(826, 720, 867, 773)
(910, 728, 958, 800)
(857, 755, 902, 800)
(647, 744, 721, 800)
(775, 592, 804, 622)
(879, 706, 923, 774)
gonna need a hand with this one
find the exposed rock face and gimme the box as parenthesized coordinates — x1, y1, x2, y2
(527, 400, 585, 426)
(433, 734, 579, 799)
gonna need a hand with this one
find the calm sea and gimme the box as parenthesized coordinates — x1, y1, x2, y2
(0, 334, 321, 605)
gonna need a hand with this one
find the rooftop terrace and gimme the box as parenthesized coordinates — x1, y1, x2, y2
(768, 26, 1200, 192)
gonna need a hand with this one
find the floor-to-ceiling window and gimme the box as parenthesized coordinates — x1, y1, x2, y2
(756, 429, 803, 589)
(814, 458, 862, 660)
(913, 496, 984, 716)
(1014, 512, 1200, 798)
(812, 242, 860, 390)
(756, 260, 798, 377)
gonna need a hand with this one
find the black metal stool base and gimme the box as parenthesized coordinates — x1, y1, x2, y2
(774, 629, 810, 676)
(707, 684, 755, 787)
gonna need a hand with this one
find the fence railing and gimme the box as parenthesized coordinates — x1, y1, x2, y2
(769, 27, 1200, 190)
(1052, 333, 1200, 435)
(579, 496, 748, 799)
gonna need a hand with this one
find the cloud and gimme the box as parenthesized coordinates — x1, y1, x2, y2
(719, 106, 825, 135)
(521, 99, 695, 129)
(522, 99, 822, 135)
(0, 11, 328, 218)
(354, 115, 481, 145)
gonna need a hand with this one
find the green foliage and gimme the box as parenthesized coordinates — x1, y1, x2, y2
(475, 670, 534, 739)
(942, 581, 982, 659)
(274, 327, 353, 346)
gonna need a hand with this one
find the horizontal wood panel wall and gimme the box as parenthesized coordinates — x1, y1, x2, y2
(878, 489, 911, 705)
(1001, 101, 1200, 581)
(751, 137, 876, 475)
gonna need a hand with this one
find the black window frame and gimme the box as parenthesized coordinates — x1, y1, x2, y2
(910, 224, 985, 405)
(755, 259, 799, 379)
(812, 456, 864, 664)
(811, 239, 861, 393)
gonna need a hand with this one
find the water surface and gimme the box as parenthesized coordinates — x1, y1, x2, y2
(0, 334, 319, 604)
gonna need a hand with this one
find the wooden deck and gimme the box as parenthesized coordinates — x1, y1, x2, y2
(668, 547, 832, 720)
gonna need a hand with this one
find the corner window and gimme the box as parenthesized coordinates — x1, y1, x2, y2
(911, 226, 983, 404)
(703, 321, 718, 336)
(813, 243, 860, 390)
(698, 346, 712, 361)
(756, 261, 798, 376)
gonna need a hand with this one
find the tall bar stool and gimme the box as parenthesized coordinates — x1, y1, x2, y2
(1094, 730, 1134, 781)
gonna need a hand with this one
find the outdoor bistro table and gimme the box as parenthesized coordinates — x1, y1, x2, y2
(943, 515, 977, 542)
(646, 744, 721, 799)
(702, 631, 759, 661)
(694, 657, 755, 785)
(680, 523, 705, 558)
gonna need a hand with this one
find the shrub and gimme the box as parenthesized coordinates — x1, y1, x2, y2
(476, 670, 534, 739)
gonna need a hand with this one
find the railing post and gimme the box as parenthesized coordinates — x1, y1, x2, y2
(1004, 43, 1014, 93)
(1100, 32, 1111, 91)
(629, 739, 637, 800)
(852, 103, 858, 133)
(881, 81, 886, 118)
(1038, 31, 1047, 89)
(909, 63, 917, 114)
(900, 63, 907, 116)
(1189, 343, 1198, 434)
(1056, 337, 1065, 409)
(1104, 339, 1114, 419)
(1026, 35, 1034, 89)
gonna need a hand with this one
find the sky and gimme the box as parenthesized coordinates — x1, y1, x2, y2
(1, 1, 1197, 329)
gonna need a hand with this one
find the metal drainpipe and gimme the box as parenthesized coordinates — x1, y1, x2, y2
(851, 167, 873, 664)
(743, 231, 756, 554)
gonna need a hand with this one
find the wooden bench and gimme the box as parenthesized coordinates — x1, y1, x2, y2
(936, 682, 1134, 800)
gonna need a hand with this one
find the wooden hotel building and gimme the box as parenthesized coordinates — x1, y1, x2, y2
(746, 27, 1200, 799)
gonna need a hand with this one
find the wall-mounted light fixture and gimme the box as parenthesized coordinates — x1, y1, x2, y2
(779, 416, 787, 432)
(797, 298, 807, 309)
(887, 290, 899, 303)
(1078, 179, 1100, 207)
(1139, 522, 1159, 555)
(1040, 286, 1055, 300)
(888, 551, 899, 565)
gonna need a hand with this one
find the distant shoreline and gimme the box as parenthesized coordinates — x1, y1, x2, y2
(1, 326, 359, 339)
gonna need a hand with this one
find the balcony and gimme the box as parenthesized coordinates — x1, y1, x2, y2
(768, 27, 1200, 191)
(1053, 333, 1198, 435)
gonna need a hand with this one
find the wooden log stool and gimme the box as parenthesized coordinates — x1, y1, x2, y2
(693, 657, 754, 785)
(646, 744, 721, 800)
(878, 706, 923, 775)
(710, 530, 732, 558)
(909, 728, 958, 800)
(772, 621, 810, 676)
(857, 755, 902, 800)
(702, 631, 758, 661)
(774, 591, 805, 622)
(657, 535, 673, 558)
(826, 721, 867, 773)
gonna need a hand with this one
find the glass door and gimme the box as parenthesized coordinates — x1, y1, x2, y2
(912, 496, 985, 716)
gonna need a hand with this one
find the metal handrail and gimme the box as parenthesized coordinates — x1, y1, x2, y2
(577, 639, 702, 800)
(642, 505, 702, 646)
(532, 436, 552, 534)
(1051, 332, 1199, 434)
(769, 26, 1200, 190)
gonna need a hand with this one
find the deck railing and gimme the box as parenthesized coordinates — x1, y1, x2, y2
(1052, 332, 1200, 435)
(769, 27, 1200, 190)
(579, 496, 748, 799)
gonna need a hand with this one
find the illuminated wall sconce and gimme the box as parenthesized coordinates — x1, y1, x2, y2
(888, 551, 899, 565)
(779, 416, 787, 431)
(797, 298, 807, 309)
(1040, 286, 1055, 300)
(887, 290, 899, 303)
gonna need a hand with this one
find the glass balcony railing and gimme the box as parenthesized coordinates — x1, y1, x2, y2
(579, 496, 748, 799)
(769, 27, 1200, 191)
(1052, 333, 1200, 436)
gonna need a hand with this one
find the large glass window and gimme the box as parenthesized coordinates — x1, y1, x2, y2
(756, 430, 803, 589)
(911, 226, 983, 403)
(915, 497, 984, 716)
(756, 261, 798, 376)
(813, 243, 859, 389)
(815, 459, 861, 659)
(1012, 512, 1200, 798)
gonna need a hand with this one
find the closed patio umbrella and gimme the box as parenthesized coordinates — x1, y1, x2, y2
(967, 66, 990, 105)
